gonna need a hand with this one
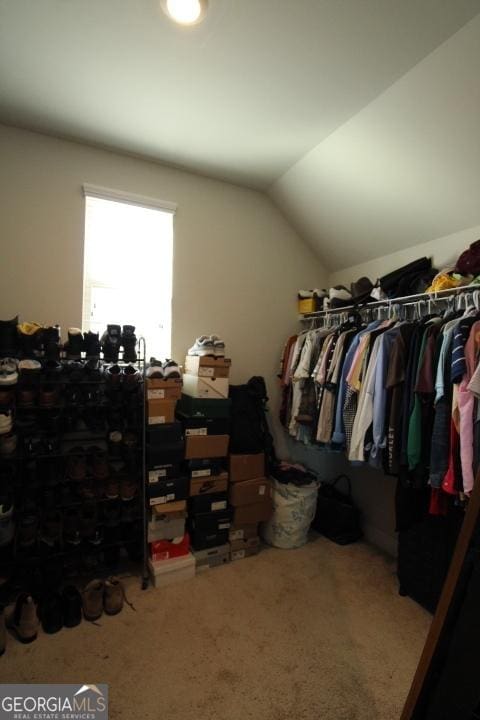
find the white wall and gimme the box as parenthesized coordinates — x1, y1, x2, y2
(0, 124, 327, 450)
(329, 223, 480, 287)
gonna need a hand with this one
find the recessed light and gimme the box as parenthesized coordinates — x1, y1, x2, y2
(161, 0, 208, 26)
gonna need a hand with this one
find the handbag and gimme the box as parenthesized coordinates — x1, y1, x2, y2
(312, 474, 362, 545)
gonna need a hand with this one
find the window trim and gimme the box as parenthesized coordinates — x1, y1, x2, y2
(83, 183, 177, 214)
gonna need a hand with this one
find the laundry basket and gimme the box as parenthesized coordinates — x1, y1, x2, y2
(262, 478, 319, 549)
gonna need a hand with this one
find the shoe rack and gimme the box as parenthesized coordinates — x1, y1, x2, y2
(0, 337, 148, 602)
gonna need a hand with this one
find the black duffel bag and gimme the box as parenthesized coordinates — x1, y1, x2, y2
(312, 475, 362, 545)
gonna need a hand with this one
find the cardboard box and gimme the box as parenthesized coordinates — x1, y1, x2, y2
(148, 510, 186, 543)
(229, 523, 259, 541)
(185, 434, 229, 459)
(189, 491, 228, 515)
(147, 464, 181, 481)
(152, 500, 186, 516)
(229, 536, 260, 553)
(147, 477, 190, 506)
(190, 529, 230, 551)
(147, 398, 176, 425)
(229, 477, 271, 507)
(147, 440, 184, 467)
(148, 553, 195, 588)
(147, 422, 183, 445)
(229, 453, 265, 483)
(190, 472, 229, 496)
(177, 411, 230, 437)
(178, 394, 231, 418)
(182, 374, 229, 400)
(150, 533, 190, 562)
(187, 458, 225, 479)
(189, 508, 234, 533)
(184, 356, 231, 379)
(193, 544, 230, 572)
(298, 297, 316, 314)
(230, 544, 260, 562)
(147, 380, 182, 400)
(233, 499, 273, 524)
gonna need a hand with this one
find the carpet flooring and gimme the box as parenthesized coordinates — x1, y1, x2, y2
(2, 537, 431, 720)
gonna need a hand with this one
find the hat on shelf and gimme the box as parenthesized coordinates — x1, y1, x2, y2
(350, 277, 374, 305)
(455, 239, 480, 277)
(425, 269, 472, 294)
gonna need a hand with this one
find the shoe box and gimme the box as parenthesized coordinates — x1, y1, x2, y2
(229, 477, 271, 506)
(147, 377, 183, 400)
(147, 398, 176, 425)
(184, 356, 231, 379)
(297, 297, 317, 314)
(178, 394, 231, 418)
(148, 503, 187, 542)
(147, 440, 185, 467)
(190, 529, 230, 550)
(147, 476, 190, 506)
(188, 491, 228, 514)
(182, 374, 229, 400)
(189, 508, 234, 550)
(148, 463, 181, 482)
(148, 553, 196, 589)
(230, 539, 261, 562)
(229, 453, 265, 483)
(187, 458, 225, 479)
(177, 411, 230, 437)
(190, 472, 228, 496)
(230, 536, 260, 553)
(229, 523, 259, 541)
(233, 499, 273, 524)
(150, 532, 190, 562)
(147, 421, 183, 444)
(185, 434, 229, 459)
(193, 543, 230, 572)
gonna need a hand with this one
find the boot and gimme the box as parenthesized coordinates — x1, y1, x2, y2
(0, 316, 19, 358)
(43, 325, 61, 360)
(104, 577, 124, 616)
(121, 326, 137, 363)
(101, 325, 121, 362)
(84, 331, 101, 358)
(62, 585, 82, 628)
(82, 579, 105, 621)
(7, 593, 39, 643)
(65, 328, 84, 359)
(17, 323, 43, 358)
(40, 592, 63, 634)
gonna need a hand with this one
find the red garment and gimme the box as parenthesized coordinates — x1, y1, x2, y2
(429, 488, 449, 516)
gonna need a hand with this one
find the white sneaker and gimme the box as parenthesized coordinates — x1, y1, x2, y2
(0, 411, 12, 436)
(210, 335, 225, 358)
(0, 359, 18, 386)
(188, 336, 215, 357)
(18, 359, 42, 373)
(146, 358, 164, 379)
(162, 360, 181, 379)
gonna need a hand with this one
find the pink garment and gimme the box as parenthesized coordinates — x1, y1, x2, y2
(457, 321, 480, 494)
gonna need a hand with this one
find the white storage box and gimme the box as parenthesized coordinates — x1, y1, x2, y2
(182, 374, 229, 399)
(148, 553, 196, 588)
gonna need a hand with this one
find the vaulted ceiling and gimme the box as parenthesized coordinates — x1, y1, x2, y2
(1, 0, 479, 269)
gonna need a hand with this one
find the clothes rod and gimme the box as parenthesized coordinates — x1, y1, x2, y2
(299, 284, 480, 320)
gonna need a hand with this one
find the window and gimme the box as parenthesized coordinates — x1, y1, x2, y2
(82, 188, 175, 360)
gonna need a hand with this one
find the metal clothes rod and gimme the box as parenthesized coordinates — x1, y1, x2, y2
(299, 283, 480, 320)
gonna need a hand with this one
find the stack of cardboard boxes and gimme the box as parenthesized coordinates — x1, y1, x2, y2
(178, 356, 232, 573)
(228, 452, 272, 560)
(146, 374, 195, 587)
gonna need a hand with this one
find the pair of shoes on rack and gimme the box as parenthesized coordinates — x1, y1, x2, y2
(101, 325, 137, 363)
(64, 329, 101, 359)
(0, 358, 18, 386)
(105, 363, 141, 387)
(146, 358, 180, 379)
(187, 335, 225, 357)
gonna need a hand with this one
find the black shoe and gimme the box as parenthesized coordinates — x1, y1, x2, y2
(67, 360, 85, 383)
(121, 326, 137, 362)
(84, 331, 101, 358)
(64, 507, 82, 546)
(43, 326, 61, 361)
(0, 316, 19, 358)
(101, 325, 121, 362)
(85, 357, 103, 380)
(65, 329, 84, 359)
(40, 592, 63, 634)
(62, 585, 82, 628)
(17, 513, 39, 549)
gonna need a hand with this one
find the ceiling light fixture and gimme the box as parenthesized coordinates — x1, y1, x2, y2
(161, 0, 208, 26)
